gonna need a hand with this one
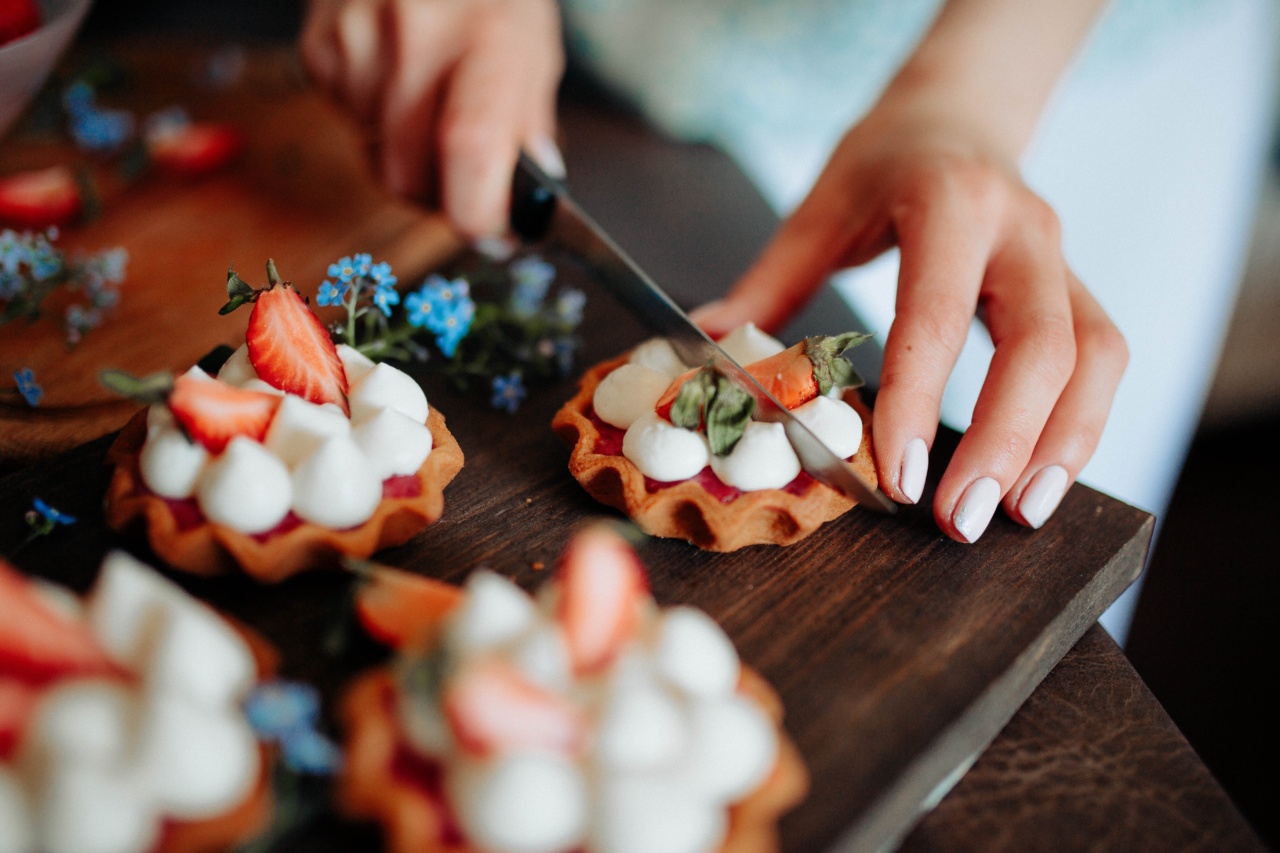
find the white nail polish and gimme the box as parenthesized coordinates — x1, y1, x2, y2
(529, 135, 567, 180)
(953, 477, 1001, 543)
(1018, 465, 1069, 529)
(473, 235, 516, 261)
(898, 438, 928, 504)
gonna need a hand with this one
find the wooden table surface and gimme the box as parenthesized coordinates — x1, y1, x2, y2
(1, 41, 1264, 853)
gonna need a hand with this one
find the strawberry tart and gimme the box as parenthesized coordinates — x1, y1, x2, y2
(552, 324, 876, 551)
(104, 262, 464, 581)
(338, 524, 807, 853)
(0, 551, 273, 853)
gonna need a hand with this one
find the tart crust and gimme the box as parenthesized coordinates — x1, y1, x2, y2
(337, 666, 808, 853)
(104, 406, 465, 582)
(552, 355, 877, 551)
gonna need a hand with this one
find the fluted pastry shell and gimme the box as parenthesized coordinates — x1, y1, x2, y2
(337, 666, 808, 853)
(104, 406, 464, 582)
(552, 355, 876, 551)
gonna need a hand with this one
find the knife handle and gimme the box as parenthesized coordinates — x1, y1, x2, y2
(510, 152, 558, 242)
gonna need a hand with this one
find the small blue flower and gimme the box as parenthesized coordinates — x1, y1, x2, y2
(508, 256, 555, 318)
(32, 498, 75, 526)
(70, 108, 135, 153)
(14, 369, 42, 407)
(327, 257, 359, 284)
(61, 82, 95, 118)
(553, 337, 577, 377)
(350, 253, 373, 278)
(244, 680, 320, 739)
(403, 288, 435, 328)
(366, 260, 395, 287)
(433, 300, 475, 357)
(371, 281, 400, 317)
(554, 288, 586, 326)
(490, 372, 526, 414)
(316, 280, 348, 307)
(280, 727, 343, 775)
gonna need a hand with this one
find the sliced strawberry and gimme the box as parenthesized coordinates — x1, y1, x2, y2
(443, 659, 586, 758)
(0, 0, 41, 46)
(353, 563, 463, 650)
(0, 676, 42, 761)
(0, 561, 121, 688)
(555, 524, 648, 676)
(247, 278, 349, 414)
(0, 166, 81, 229)
(167, 373, 282, 454)
(148, 122, 244, 177)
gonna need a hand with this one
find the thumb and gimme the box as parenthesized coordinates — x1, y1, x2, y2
(690, 195, 856, 337)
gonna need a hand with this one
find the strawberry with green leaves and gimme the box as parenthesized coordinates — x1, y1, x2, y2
(222, 259, 350, 414)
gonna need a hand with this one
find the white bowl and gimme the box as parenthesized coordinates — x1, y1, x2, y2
(0, 0, 95, 140)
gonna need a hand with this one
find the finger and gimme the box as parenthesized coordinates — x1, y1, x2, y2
(379, 0, 468, 199)
(1003, 272, 1128, 528)
(691, 164, 888, 337)
(871, 184, 997, 505)
(437, 4, 563, 238)
(933, 203, 1077, 543)
(299, 0, 342, 88)
(333, 0, 390, 124)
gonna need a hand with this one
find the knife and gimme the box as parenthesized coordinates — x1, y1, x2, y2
(510, 152, 896, 514)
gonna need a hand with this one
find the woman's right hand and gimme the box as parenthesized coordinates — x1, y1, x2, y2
(300, 0, 566, 240)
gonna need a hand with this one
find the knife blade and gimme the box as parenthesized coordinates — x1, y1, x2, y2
(510, 153, 896, 514)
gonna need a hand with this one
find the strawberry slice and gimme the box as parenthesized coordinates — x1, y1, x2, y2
(246, 274, 350, 414)
(555, 524, 648, 676)
(443, 659, 586, 758)
(167, 372, 282, 454)
(352, 562, 463, 649)
(0, 561, 121, 688)
(0, 677, 42, 761)
(0, 0, 41, 46)
(148, 122, 244, 177)
(0, 166, 81, 229)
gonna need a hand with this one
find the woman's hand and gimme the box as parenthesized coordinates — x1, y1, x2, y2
(693, 82, 1126, 543)
(300, 0, 565, 240)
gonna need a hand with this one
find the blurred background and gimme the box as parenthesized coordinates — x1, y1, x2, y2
(14, 0, 1280, 847)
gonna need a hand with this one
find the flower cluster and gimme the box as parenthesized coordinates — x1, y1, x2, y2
(243, 680, 342, 775)
(63, 81, 135, 154)
(329, 252, 584, 413)
(0, 228, 128, 346)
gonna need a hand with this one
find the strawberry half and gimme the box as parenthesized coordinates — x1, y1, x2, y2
(0, 0, 41, 46)
(0, 166, 81, 229)
(148, 122, 244, 177)
(443, 659, 587, 758)
(0, 561, 122, 688)
(555, 524, 649, 676)
(245, 271, 350, 414)
(0, 677, 41, 761)
(167, 372, 282, 454)
(353, 562, 463, 649)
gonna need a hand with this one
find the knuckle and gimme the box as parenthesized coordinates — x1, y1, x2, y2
(1020, 317, 1077, 388)
(1083, 319, 1130, 372)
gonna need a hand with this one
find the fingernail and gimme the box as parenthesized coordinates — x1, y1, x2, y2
(1018, 465, 1069, 529)
(898, 438, 928, 504)
(473, 235, 516, 261)
(953, 477, 1001, 543)
(528, 134, 566, 180)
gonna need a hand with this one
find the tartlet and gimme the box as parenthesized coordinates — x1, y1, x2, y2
(0, 552, 277, 853)
(104, 401, 464, 581)
(336, 525, 809, 853)
(553, 332, 877, 551)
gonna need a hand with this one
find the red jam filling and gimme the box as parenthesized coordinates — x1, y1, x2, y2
(586, 409, 816, 504)
(138, 464, 423, 540)
(389, 745, 466, 845)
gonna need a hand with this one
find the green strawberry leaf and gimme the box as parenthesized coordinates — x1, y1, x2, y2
(99, 369, 173, 404)
(806, 331, 873, 394)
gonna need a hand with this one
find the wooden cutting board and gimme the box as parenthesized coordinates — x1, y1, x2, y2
(0, 40, 460, 467)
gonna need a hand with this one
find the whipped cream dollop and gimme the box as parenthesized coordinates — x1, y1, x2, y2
(1, 552, 261, 853)
(607, 328, 863, 492)
(391, 552, 779, 853)
(140, 345, 436, 534)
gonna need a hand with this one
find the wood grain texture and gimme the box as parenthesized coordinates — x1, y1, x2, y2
(0, 40, 460, 467)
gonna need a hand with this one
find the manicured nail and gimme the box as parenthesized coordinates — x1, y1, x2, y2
(953, 477, 1001, 543)
(528, 134, 566, 180)
(898, 438, 928, 504)
(1018, 465, 1069, 529)
(473, 235, 516, 261)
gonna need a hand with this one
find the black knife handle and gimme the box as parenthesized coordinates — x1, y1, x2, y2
(510, 152, 558, 242)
